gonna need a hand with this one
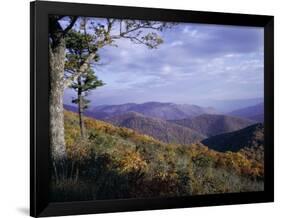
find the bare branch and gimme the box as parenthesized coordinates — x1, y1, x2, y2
(63, 16, 78, 36)
(121, 35, 145, 44)
(118, 22, 162, 37)
(82, 18, 91, 53)
(119, 20, 122, 35)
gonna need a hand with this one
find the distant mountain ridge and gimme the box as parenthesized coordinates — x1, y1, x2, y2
(64, 104, 256, 144)
(169, 114, 255, 137)
(228, 103, 264, 122)
(106, 111, 205, 145)
(198, 98, 263, 112)
(82, 102, 218, 120)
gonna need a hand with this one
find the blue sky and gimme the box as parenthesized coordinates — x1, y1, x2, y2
(64, 18, 264, 107)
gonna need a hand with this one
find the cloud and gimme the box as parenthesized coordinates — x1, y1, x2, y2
(64, 20, 264, 106)
(182, 26, 199, 37)
(170, 40, 183, 47)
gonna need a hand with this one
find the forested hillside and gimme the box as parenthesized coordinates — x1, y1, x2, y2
(169, 114, 255, 137)
(106, 111, 205, 144)
(51, 111, 264, 202)
(201, 123, 264, 162)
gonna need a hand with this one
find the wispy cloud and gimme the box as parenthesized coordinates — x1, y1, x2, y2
(64, 20, 264, 106)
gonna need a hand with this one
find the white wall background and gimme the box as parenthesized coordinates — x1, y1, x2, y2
(0, 0, 279, 217)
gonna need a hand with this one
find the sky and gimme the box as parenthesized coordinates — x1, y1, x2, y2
(63, 18, 264, 107)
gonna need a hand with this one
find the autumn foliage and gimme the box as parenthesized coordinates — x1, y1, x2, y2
(51, 111, 264, 201)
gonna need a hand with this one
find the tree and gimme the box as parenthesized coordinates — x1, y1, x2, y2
(65, 27, 104, 138)
(49, 16, 172, 160)
(49, 16, 78, 161)
(70, 69, 104, 137)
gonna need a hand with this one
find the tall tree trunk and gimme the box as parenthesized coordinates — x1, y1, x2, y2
(49, 39, 67, 161)
(77, 76, 85, 138)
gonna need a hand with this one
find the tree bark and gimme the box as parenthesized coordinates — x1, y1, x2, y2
(49, 38, 67, 160)
(77, 76, 85, 138)
(49, 43, 96, 160)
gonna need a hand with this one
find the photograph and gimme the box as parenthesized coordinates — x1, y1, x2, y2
(49, 15, 264, 202)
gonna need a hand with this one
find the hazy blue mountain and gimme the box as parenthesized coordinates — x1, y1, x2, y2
(64, 104, 78, 113)
(84, 102, 218, 120)
(169, 114, 255, 137)
(247, 114, 264, 123)
(196, 98, 263, 113)
(106, 111, 205, 145)
(64, 104, 101, 118)
(228, 103, 264, 122)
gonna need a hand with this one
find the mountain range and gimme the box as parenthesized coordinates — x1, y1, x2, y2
(197, 98, 263, 112)
(169, 114, 255, 137)
(105, 111, 257, 145)
(106, 111, 205, 145)
(65, 101, 263, 123)
(84, 102, 218, 120)
(64, 101, 261, 146)
(228, 103, 264, 122)
(64, 105, 263, 152)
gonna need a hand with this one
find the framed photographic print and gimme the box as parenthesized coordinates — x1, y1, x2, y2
(30, 1, 274, 217)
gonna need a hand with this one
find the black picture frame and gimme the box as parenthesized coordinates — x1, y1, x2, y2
(30, 1, 274, 217)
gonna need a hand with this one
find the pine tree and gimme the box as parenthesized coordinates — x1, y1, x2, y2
(65, 27, 104, 138)
(70, 69, 104, 137)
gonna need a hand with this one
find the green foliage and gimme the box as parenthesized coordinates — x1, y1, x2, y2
(65, 30, 99, 71)
(65, 29, 98, 55)
(65, 29, 105, 110)
(70, 68, 104, 110)
(51, 111, 264, 202)
(70, 70, 104, 93)
(64, 27, 105, 137)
